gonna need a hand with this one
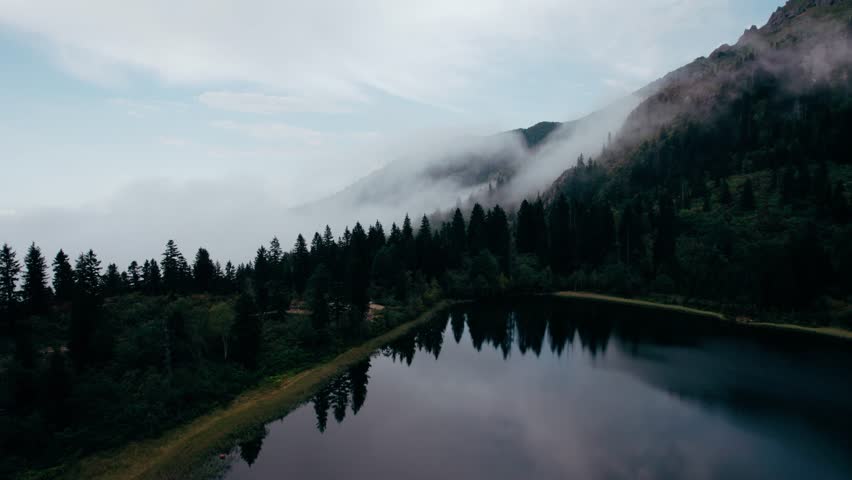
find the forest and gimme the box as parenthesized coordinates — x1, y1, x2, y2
(3, 31, 852, 480)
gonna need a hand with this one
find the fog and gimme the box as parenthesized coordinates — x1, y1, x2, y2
(0, 96, 640, 267)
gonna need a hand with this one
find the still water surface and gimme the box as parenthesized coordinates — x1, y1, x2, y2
(223, 298, 852, 479)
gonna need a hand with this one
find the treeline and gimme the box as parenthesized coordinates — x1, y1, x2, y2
(543, 69, 852, 312)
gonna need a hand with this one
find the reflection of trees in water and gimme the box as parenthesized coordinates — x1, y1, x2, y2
(381, 315, 449, 365)
(450, 310, 465, 343)
(449, 301, 614, 359)
(310, 358, 371, 433)
(238, 424, 268, 467)
(309, 301, 698, 434)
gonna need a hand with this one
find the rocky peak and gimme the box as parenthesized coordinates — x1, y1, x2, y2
(767, 0, 846, 30)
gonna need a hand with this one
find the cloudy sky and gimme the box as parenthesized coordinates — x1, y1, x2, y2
(0, 0, 781, 263)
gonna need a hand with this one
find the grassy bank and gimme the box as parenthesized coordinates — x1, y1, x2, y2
(552, 291, 852, 341)
(59, 301, 453, 480)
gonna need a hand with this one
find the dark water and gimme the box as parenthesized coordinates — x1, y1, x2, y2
(222, 298, 852, 480)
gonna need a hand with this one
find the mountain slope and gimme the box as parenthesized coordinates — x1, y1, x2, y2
(540, 0, 852, 316)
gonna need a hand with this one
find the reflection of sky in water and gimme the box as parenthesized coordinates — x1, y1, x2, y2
(224, 300, 852, 480)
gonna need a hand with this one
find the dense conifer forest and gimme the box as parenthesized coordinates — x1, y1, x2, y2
(3, 2, 852, 477)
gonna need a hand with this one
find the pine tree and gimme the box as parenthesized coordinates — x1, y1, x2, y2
(416, 215, 433, 274)
(127, 260, 141, 291)
(192, 248, 216, 292)
(268, 237, 283, 266)
(52, 250, 75, 302)
(71, 250, 102, 369)
(254, 246, 270, 307)
(292, 234, 310, 295)
(142, 258, 162, 294)
(388, 222, 401, 246)
(161, 240, 187, 293)
(74, 250, 102, 299)
(102, 263, 123, 297)
(1, 243, 22, 328)
(516, 200, 536, 254)
(223, 261, 236, 293)
(307, 263, 331, 332)
(401, 215, 416, 269)
(486, 205, 510, 272)
(548, 194, 575, 274)
(367, 221, 386, 258)
(22, 243, 49, 315)
(450, 208, 467, 252)
(468, 203, 487, 254)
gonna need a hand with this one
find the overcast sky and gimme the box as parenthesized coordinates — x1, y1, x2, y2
(0, 0, 782, 263)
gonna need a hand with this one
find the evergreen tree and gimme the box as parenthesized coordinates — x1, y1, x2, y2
(143, 258, 162, 294)
(516, 199, 536, 254)
(486, 205, 511, 272)
(52, 249, 75, 302)
(268, 237, 283, 266)
(161, 240, 187, 293)
(548, 194, 575, 274)
(292, 234, 310, 295)
(401, 215, 416, 269)
(192, 248, 216, 293)
(467, 203, 487, 254)
(367, 221, 386, 258)
(74, 250, 102, 299)
(449, 208, 467, 266)
(416, 215, 433, 274)
(71, 250, 103, 369)
(126, 260, 141, 292)
(22, 243, 49, 315)
(1, 243, 22, 329)
(102, 263, 123, 297)
(307, 263, 331, 332)
(224, 261, 236, 292)
(253, 246, 270, 308)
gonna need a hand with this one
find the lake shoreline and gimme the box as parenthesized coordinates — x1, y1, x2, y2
(59, 301, 456, 480)
(552, 291, 852, 341)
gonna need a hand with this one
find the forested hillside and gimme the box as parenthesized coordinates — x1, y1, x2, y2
(2, 0, 852, 478)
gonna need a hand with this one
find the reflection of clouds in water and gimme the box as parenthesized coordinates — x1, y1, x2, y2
(225, 300, 852, 480)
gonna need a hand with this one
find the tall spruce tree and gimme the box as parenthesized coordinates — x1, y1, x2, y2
(468, 203, 487, 254)
(161, 240, 187, 293)
(1, 243, 21, 328)
(102, 263, 123, 297)
(52, 249, 75, 302)
(292, 234, 310, 295)
(192, 248, 216, 293)
(22, 243, 49, 315)
(127, 260, 141, 291)
(486, 205, 510, 272)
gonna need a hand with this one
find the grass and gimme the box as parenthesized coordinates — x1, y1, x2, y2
(553, 291, 852, 341)
(59, 301, 453, 480)
(552, 291, 727, 320)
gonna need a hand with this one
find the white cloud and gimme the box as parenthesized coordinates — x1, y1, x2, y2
(199, 91, 353, 114)
(0, 0, 744, 108)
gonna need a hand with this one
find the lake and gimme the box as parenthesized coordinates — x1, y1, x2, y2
(221, 297, 852, 479)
